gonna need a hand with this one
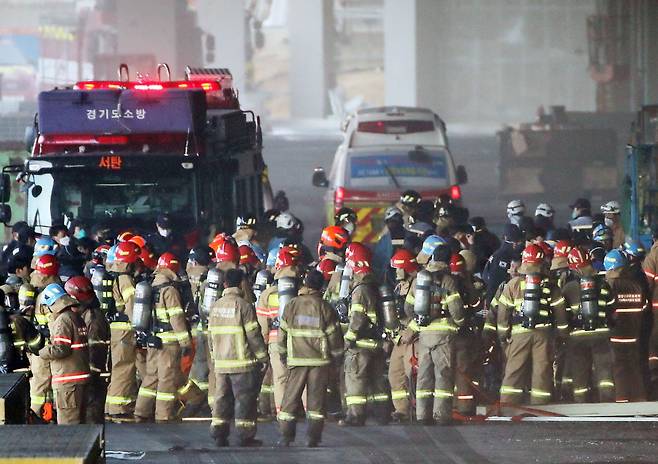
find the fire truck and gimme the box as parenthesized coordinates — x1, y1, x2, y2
(0, 64, 272, 241)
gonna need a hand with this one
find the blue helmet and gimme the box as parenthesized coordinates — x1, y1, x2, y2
(421, 235, 448, 256)
(266, 247, 279, 268)
(106, 245, 118, 264)
(249, 243, 266, 263)
(623, 239, 645, 258)
(603, 249, 627, 271)
(34, 237, 57, 257)
(43, 283, 67, 306)
(592, 224, 612, 244)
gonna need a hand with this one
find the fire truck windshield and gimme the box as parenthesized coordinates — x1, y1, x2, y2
(48, 168, 196, 227)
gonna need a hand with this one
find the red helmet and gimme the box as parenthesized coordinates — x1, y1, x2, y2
(216, 242, 240, 264)
(115, 241, 141, 264)
(450, 253, 466, 274)
(140, 246, 158, 270)
(317, 258, 338, 281)
(209, 233, 231, 253)
(320, 226, 350, 250)
(345, 242, 369, 261)
(92, 244, 111, 264)
(390, 249, 419, 273)
(568, 247, 591, 270)
(346, 243, 372, 274)
(129, 235, 146, 249)
(239, 245, 260, 266)
(157, 252, 180, 273)
(117, 231, 134, 243)
(521, 244, 545, 265)
(275, 246, 300, 270)
(537, 241, 553, 260)
(553, 240, 573, 259)
(35, 254, 59, 276)
(64, 276, 95, 303)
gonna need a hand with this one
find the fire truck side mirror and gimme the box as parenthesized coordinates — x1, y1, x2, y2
(312, 167, 329, 188)
(24, 125, 36, 153)
(0, 174, 10, 203)
(0, 205, 11, 225)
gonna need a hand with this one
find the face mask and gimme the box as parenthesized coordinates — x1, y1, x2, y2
(59, 236, 70, 247)
(74, 229, 87, 239)
(571, 209, 579, 220)
(158, 226, 171, 238)
(343, 222, 355, 235)
(604, 218, 614, 227)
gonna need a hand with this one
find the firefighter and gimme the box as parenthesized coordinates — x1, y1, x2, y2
(342, 244, 391, 426)
(450, 253, 482, 416)
(316, 225, 349, 282)
(534, 203, 555, 233)
(388, 248, 419, 422)
(550, 240, 573, 289)
(27, 254, 62, 418)
(186, 246, 213, 406)
(373, 207, 407, 278)
(605, 249, 647, 402)
(562, 247, 616, 403)
(642, 233, 658, 393)
(64, 276, 110, 423)
(497, 244, 569, 408)
(482, 223, 524, 305)
(334, 207, 358, 238)
(146, 213, 186, 259)
(277, 270, 343, 447)
(209, 269, 268, 447)
(506, 200, 533, 234)
(396, 190, 422, 227)
(234, 214, 261, 246)
(256, 246, 301, 412)
(601, 201, 625, 249)
(404, 244, 464, 425)
(568, 198, 594, 240)
(38, 283, 90, 425)
(134, 253, 192, 422)
(105, 241, 140, 421)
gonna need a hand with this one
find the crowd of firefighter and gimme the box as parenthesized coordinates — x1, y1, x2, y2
(0, 190, 657, 447)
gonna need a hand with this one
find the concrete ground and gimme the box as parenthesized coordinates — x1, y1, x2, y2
(106, 420, 658, 463)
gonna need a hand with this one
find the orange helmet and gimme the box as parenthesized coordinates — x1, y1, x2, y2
(36, 254, 59, 276)
(115, 241, 141, 264)
(64, 276, 95, 303)
(450, 253, 466, 274)
(129, 235, 146, 249)
(275, 246, 300, 270)
(320, 225, 350, 250)
(216, 242, 240, 265)
(390, 249, 419, 273)
(209, 233, 231, 253)
(521, 244, 544, 265)
(117, 231, 135, 243)
(157, 252, 180, 273)
(553, 240, 573, 259)
(568, 247, 591, 270)
(239, 245, 260, 266)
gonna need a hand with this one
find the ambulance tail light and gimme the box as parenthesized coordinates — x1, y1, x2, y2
(450, 185, 462, 201)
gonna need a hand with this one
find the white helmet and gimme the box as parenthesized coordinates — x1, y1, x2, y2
(276, 212, 296, 230)
(535, 203, 555, 218)
(506, 199, 525, 217)
(601, 200, 621, 215)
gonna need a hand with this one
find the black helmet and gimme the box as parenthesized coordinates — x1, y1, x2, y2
(236, 213, 258, 229)
(334, 207, 357, 225)
(189, 246, 213, 266)
(400, 190, 421, 206)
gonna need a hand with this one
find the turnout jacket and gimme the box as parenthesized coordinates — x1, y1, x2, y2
(278, 287, 343, 366)
(38, 296, 90, 387)
(82, 304, 110, 376)
(344, 272, 383, 350)
(151, 268, 191, 347)
(209, 287, 268, 374)
(256, 265, 298, 345)
(110, 262, 136, 331)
